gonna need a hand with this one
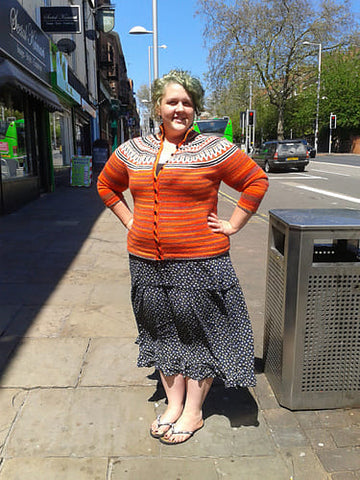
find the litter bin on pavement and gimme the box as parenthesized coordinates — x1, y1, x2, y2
(263, 209, 360, 410)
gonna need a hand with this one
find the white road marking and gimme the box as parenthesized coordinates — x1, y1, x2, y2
(313, 161, 360, 169)
(286, 184, 360, 204)
(269, 174, 325, 180)
(311, 168, 351, 177)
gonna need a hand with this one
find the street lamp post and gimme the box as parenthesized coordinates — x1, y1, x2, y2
(148, 44, 167, 97)
(129, 0, 159, 80)
(303, 41, 322, 154)
(152, 0, 158, 80)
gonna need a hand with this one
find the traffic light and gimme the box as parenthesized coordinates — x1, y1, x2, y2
(330, 114, 337, 130)
(248, 110, 255, 126)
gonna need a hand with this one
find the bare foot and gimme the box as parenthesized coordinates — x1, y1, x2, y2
(160, 413, 204, 444)
(150, 405, 183, 438)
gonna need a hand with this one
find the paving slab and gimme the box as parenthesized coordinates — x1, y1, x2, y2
(4, 305, 72, 338)
(317, 410, 354, 429)
(90, 283, 132, 308)
(79, 338, 154, 387)
(0, 283, 56, 306)
(62, 304, 137, 338)
(0, 306, 21, 335)
(252, 373, 279, 410)
(0, 457, 108, 480)
(44, 283, 94, 306)
(0, 389, 27, 451)
(3, 387, 159, 457)
(262, 408, 310, 448)
(331, 426, 360, 448)
(281, 447, 330, 480)
(110, 457, 218, 480)
(317, 447, 360, 472)
(331, 472, 359, 480)
(302, 428, 337, 450)
(0, 338, 89, 388)
(214, 456, 291, 480)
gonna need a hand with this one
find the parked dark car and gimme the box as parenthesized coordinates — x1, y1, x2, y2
(252, 139, 310, 173)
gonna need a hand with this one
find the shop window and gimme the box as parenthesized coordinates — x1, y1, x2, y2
(0, 100, 30, 180)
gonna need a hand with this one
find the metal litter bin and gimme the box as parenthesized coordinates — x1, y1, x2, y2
(263, 209, 360, 410)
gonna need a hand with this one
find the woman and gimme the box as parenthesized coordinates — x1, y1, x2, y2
(97, 70, 268, 445)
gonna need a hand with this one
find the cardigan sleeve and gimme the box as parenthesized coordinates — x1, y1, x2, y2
(220, 146, 269, 213)
(97, 147, 129, 208)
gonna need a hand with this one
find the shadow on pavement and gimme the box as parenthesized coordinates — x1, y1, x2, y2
(0, 184, 105, 380)
(146, 368, 259, 428)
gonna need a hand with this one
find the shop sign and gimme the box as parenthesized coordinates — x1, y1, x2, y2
(52, 50, 81, 104)
(0, 0, 51, 85)
(70, 156, 92, 187)
(40, 6, 81, 34)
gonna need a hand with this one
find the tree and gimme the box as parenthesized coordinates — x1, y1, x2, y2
(287, 46, 360, 150)
(197, 0, 357, 139)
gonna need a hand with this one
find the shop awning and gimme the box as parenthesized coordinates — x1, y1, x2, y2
(0, 58, 63, 112)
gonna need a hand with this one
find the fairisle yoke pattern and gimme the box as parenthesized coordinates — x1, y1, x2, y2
(97, 130, 269, 261)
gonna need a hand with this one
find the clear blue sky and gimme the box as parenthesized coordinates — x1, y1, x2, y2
(113, 0, 360, 98)
(113, 0, 208, 95)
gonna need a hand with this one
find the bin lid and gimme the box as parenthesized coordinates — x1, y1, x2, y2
(269, 209, 360, 230)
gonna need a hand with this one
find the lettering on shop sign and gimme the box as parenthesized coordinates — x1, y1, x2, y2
(40, 6, 81, 34)
(0, 0, 51, 85)
(9, 8, 46, 61)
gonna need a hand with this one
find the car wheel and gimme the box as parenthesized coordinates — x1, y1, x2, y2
(297, 165, 305, 172)
(264, 161, 271, 173)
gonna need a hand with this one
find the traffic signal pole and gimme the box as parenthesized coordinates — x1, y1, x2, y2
(246, 110, 255, 154)
(329, 113, 336, 154)
(240, 109, 255, 154)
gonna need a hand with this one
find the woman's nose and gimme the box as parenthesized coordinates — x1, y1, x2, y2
(176, 102, 185, 111)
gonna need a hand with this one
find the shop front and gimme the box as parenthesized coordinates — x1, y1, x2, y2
(0, 0, 62, 214)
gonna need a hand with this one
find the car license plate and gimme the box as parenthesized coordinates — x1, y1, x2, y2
(286, 157, 298, 161)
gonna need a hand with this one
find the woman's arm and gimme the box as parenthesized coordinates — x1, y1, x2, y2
(110, 198, 133, 230)
(207, 207, 252, 236)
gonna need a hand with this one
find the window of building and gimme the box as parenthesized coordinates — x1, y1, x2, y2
(0, 90, 31, 181)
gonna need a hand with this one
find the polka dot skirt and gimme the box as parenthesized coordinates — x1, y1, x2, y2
(129, 253, 256, 388)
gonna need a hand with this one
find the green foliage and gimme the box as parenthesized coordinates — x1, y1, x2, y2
(197, 0, 359, 141)
(284, 47, 360, 149)
(320, 48, 360, 128)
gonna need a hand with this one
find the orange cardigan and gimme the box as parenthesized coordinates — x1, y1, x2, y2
(97, 129, 268, 260)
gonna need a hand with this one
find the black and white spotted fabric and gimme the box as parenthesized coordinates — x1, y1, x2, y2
(129, 253, 256, 388)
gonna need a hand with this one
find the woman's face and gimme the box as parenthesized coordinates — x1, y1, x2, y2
(157, 83, 195, 142)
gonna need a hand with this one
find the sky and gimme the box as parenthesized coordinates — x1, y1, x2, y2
(113, 0, 208, 96)
(113, 0, 360, 99)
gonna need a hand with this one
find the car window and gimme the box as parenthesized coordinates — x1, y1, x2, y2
(278, 143, 307, 155)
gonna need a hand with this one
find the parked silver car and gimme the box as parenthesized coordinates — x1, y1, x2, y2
(252, 139, 310, 173)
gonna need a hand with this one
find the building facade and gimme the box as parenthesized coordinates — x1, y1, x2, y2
(0, 0, 138, 214)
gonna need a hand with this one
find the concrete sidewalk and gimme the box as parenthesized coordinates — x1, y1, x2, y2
(0, 183, 359, 480)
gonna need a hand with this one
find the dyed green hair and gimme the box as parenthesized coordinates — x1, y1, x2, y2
(151, 69, 205, 119)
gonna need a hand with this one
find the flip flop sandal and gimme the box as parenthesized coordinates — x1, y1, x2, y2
(159, 421, 204, 445)
(149, 415, 175, 439)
